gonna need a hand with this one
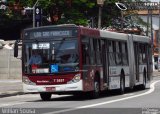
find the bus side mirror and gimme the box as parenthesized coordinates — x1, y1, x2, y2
(14, 41, 18, 58)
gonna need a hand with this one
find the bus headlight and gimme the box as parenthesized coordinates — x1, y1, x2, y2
(67, 73, 81, 84)
(23, 76, 36, 85)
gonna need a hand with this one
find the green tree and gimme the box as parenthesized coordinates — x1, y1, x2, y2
(0, 0, 121, 27)
(0, 0, 148, 33)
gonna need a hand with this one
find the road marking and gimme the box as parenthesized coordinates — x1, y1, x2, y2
(44, 80, 160, 114)
(123, 93, 135, 96)
(78, 81, 158, 108)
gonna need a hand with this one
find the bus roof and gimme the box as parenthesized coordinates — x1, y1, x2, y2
(100, 29, 151, 43)
(131, 34, 151, 43)
(24, 24, 78, 31)
(23, 24, 151, 43)
(100, 30, 128, 40)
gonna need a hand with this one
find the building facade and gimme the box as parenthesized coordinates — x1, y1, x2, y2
(138, 9, 160, 70)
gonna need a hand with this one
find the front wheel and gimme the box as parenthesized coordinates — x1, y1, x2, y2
(40, 93, 52, 101)
(90, 80, 100, 99)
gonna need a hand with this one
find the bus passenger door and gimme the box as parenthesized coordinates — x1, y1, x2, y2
(147, 45, 152, 81)
(101, 40, 108, 87)
(134, 43, 139, 82)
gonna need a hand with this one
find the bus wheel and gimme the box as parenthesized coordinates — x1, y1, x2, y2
(141, 71, 146, 90)
(91, 80, 100, 99)
(40, 93, 52, 101)
(120, 75, 125, 94)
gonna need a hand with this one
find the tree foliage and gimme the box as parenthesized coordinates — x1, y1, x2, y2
(0, 0, 120, 27)
(0, 0, 147, 35)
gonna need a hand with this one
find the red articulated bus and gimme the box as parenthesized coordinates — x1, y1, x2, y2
(14, 24, 152, 101)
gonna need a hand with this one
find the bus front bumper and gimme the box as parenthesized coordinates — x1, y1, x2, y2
(23, 80, 83, 93)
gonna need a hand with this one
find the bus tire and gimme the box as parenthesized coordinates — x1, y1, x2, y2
(40, 93, 52, 101)
(90, 79, 100, 99)
(120, 73, 125, 94)
(141, 70, 146, 90)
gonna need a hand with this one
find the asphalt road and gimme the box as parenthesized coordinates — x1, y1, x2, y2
(0, 77, 160, 114)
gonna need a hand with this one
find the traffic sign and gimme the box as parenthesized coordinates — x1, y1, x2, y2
(36, 8, 39, 14)
(34, 6, 42, 27)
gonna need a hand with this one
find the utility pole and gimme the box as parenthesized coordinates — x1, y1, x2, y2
(33, 0, 39, 28)
(146, 9, 149, 36)
(151, 10, 153, 46)
(158, 1, 160, 71)
(121, 11, 124, 31)
(115, 2, 127, 31)
(98, 6, 102, 29)
(97, 0, 105, 29)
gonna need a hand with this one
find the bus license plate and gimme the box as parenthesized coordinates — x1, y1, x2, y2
(46, 87, 55, 92)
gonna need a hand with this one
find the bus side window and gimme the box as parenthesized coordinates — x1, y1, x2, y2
(122, 42, 128, 65)
(90, 38, 95, 65)
(96, 39, 102, 65)
(82, 37, 90, 65)
(142, 44, 147, 63)
(108, 41, 116, 66)
(139, 44, 143, 64)
(93, 39, 97, 64)
(115, 41, 122, 65)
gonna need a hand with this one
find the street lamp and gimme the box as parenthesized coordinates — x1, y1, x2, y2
(0, 0, 7, 10)
(115, 2, 127, 31)
(97, 0, 105, 29)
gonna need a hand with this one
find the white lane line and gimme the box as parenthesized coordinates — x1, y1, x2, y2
(44, 80, 160, 114)
(79, 81, 158, 108)
(123, 93, 135, 96)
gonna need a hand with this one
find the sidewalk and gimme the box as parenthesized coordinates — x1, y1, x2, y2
(0, 80, 24, 98)
(152, 70, 160, 77)
(0, 71, 160, 98)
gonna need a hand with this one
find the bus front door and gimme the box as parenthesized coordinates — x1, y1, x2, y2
(134, 43, 139, 82)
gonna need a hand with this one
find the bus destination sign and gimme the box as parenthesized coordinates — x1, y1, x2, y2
(27, 30, 73, 39)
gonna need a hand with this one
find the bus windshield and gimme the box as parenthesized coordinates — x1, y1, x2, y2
(24, 39, 79, 74)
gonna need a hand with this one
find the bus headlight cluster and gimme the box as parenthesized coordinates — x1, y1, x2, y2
(67, 73, 81, 84)
(23, 76, 36, 85)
